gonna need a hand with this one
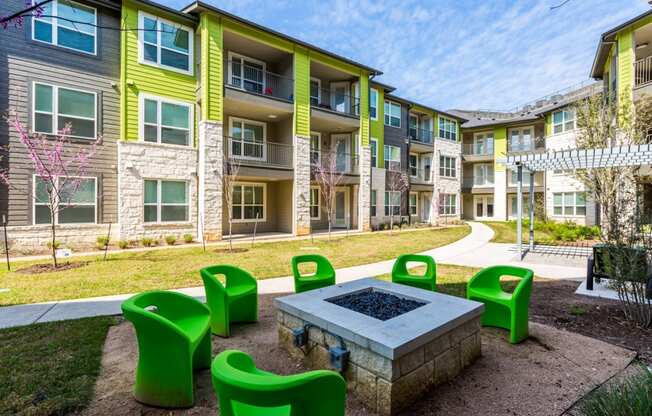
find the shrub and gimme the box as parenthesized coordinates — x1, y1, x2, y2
(118, 240, 129, 250)
(46, 241, 61, 250)
(141, 237, 156, 247)
(165, 235, 176, 246)
(183, 234, 194, 243)
(96, 236, 110, 250)
(578, 367, 652, 416)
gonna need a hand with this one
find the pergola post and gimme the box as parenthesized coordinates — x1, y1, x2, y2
(529, 171, 535, 250)
(517, 163, 523, 260)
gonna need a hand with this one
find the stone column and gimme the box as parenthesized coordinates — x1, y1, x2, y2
(198, 120, 223, 241)
(293, 135, 311, 236)
(358, 144, 372, 231)
(494, 171, 507, 220)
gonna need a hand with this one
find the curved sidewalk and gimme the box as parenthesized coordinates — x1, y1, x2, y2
(0, 222, 584, 329)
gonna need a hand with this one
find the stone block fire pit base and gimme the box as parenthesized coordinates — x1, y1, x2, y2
(275, 279, 484, 415)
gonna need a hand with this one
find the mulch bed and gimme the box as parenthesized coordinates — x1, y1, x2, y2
(15, 261, 89, 275)
(529, 279, 652, 365)
(213, 248, 249, 254)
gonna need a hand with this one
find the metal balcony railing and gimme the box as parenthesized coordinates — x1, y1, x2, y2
(311, 151, 360, 175)
(635, 56, 652, 88)
(226, 137, 293, 169)
(462, 142, 494, 156)
(226, 60, 294, 102)
(410, 167, 433, 184)
(507, 136, 545, 153)
(462, 176, 495, 188)
(311, 87, 360, 117)
(408, 128, 434, 145)
(384, 160, 402, 172)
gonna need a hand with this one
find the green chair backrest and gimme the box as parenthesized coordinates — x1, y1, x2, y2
(291, 254, 335, 279)
(392, 254, 436, 278)
(471, 265, 533, 295)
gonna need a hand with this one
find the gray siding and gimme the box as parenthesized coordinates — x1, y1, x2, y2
(383, 100, 410, 215)
(0, 0, 120, 226)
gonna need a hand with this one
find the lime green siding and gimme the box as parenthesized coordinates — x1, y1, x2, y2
(200, 13, 223, 122)
(120, 1, 197, 142)
(294, 48, 310, 138)
(545, 113, 552, 137)
(370, 86, 384, 168)
(493, 126, 507, 173)
(359, 74, 370, 147)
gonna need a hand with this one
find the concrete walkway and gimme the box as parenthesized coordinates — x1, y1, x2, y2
(0, 222, 586, 329)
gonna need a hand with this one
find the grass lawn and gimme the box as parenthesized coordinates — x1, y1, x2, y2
(483, 221, 555, 244)
(0, 316, 115, 416)
(0, 225, 470, 306)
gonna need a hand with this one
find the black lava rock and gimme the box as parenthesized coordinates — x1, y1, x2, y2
(328, 290, 426, 321)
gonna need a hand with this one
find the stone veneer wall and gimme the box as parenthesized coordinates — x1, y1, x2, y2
(198, 121, 223, 240)
(278, 310, 482, 416)
(358, 145, 372, 231)
(434, 139, 462, 222)
(293, 135, 311, 235)
(4, 223, 110, 252)
(118, 141, 198, 242)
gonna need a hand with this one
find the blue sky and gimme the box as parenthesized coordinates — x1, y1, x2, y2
(163, 0, 650, 111)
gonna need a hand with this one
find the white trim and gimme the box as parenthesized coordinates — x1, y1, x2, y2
(409, 191, 418, 216)
(33, 174, 97, 225)
(409, 153, 419, 177)
(370, 137, 378, 168)
(330, 81, 350, 113)
(552, 191, 586, 217)
(32, 0, 98, 56)
(439, 155, 457, 178)
(333, 186, 350, 228)
(384, 99, 401, 128)
(231, 182, 267, 223)
(138, 11, 194, 76)
(369, 87, 378, 121)
(310, 131, 321, 164)
(438, 116, 457, 141)
(331, 133, 351, 172)
(473, 195, 494, 220)
(138, 93, 194, 146)
(551, 108, 576, 134)
(310, 77, 321, 106)
(439, 193, 457, 216)
(228, 117, 267, 161)
(143, 179, 191, 224)
(384, 190, 401, 216)
(310, 186, 321, 220)
(228, 51, 267, 93)
(32, 81, 97, 140)
(473, 163, 494, 187)
(383, 144, 401, 172)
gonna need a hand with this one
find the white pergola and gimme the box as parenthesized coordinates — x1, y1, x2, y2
(502, 143, 652, 259)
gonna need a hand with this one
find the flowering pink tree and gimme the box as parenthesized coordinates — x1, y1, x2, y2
(0, 0, 49, 29)
(0, 114, 99, 267)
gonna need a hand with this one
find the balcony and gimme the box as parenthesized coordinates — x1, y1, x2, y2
(384, 160, 402, 173)
(462, 176, 494, 191)
(507, 136, 545, 154)
(462, 142, 494, 162)
(311, 150, 360, 176)
(311, 87, 360, 117)
(409, 128, 435, 152)
(410, 167, 433, 185)
(226, 60, 294, 102)
(225, 137, 293, 170)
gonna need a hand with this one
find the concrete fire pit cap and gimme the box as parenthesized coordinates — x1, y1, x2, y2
(275, 278, 485, 359)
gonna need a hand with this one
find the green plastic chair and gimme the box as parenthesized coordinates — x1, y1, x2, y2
(391, 254, 437, 291)
(291, 254, 336, 293)
(200, 265, 258, 337)
(121, 290, 212, 408)
(211, 350, 346, 416)
(466, 265, 534, 344)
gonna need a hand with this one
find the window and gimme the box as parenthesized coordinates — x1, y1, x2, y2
(230, 118, 266, 159)
(473, 132, 493, 155)
(232, 183, 265, 222)
(509, 169, 532, 185)
(439, 156, 456, 178)
(409, 114, 418, 139)
(552, 109, 576, 134)
(310, 78, 321, 107)
(384, 145, 401, 171)
(310, 132, 321, 164)
(474, 163, 494, 186)
(439, 117, 457, 141)
(33, 0, 97, 55)
(510, 196, 530, 218)
(409, 154, 418, 177)
(141, 95, 192, 146)
(228, 52, 265, 94)
(439, 194, 456, 215)
(370, 138, 378, 168)
(384, 191, 401, 216)
(553, 192, 586, 216)
(33, 82, 96, 139)
(144, 180, 189, 223)
(310, 187, 320, 220)
(384, 100, 401, 127)
(369, 88, 378, 120)
(509, 127, 533, 152)
(370, 190, 377, 217)
(34, 176, 97, 224)
(139, 12, 193, 75)
(409, 192, 417, 216)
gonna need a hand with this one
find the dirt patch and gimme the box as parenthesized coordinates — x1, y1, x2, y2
(213, 248, 249, 254)
(529, 280, 652, 365)
(84, 292, 636, 416)
(15, 261, 89, 274)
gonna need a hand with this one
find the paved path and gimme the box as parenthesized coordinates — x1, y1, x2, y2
(0, 222, 586, 329)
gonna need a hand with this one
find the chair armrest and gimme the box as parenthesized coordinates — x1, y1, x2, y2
(226, 266, 257, 288)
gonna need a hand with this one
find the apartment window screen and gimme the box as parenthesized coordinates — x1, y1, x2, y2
(34, 176, 96, 224)
(310, 187, 320, 219)
(409, 193, 417, 215)
(384, 145, 401, 171)
(439, 156, 456, 178)
(34, 83, 96, 139)
(552, 109, 576, 134)
(33, 0, 97, 54)
(439, 117, 457, 141)
(439, 194, 456, 215)
(141, 13, 192, 73)
(369, 88, 378, 120)
(553, 192, 586, 216)
(232, 184, 265, 221)
(384, 191, 401, 216)
(143, 97, 191, 146)
(370, 139, 378, 168)
(384, 100, 401, 127)
(144, 180, 189, 223)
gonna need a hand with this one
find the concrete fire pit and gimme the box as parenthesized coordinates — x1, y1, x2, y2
(275, 278, 485, 415)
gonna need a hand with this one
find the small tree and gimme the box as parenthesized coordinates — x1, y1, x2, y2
(573, 93, 652, 327)
(312, 151, 344, 240)
(220, 158, 241, 252)
(0, 114, 99, 267)
(385, 171, 409, 234)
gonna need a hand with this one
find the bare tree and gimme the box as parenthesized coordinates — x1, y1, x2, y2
(312, 151, 344, 241)
(385, 171, 409, 234)
(220, 158, 241, 252)
(572, 93, 652, 327)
